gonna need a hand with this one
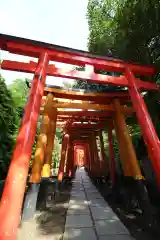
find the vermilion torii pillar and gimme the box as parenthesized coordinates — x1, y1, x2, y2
(92, 131, 101, 178)
(29, 93, 55, 183)
(114, 98, 152, 219)
(65, 140, 74, 178)
(0, 52, 49, 238)
(22, 93, 56, 221)
(125, 67, 160, 187)
(41, 106, 57, 178)
(114, 98, 143, 179)
(58, 131, 70, 182)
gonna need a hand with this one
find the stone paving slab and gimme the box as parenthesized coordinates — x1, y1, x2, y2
(63, 228, 97, 240)
(65, 215, 93, 228)
(90, 206, 118, 220)
(71, 187, 84, 191)
(88, 198, 108, 207)
(70, 195, 86, 201)
(70, 191, 85, 196)
(95, 219, 130, 236)
(84, 189, 99, 193)
(67, 206, 90, 215)
(69, 199, 88, 206)
(86, 193, 103, 200)
(99, 235, 135, 240)
(68, 203, 89, 211)
(63, 168, 135, 240)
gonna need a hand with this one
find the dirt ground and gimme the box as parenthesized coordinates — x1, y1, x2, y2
(17, 180, 71, 240)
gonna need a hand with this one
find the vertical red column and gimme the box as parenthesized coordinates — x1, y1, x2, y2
(58, 133, 69, 182)
(69, 142, 75, 177)
(66, 141, 73, 177)
(85, 142, 90, 171)
(107, 122, 116, 185)
(125, 67, 160, 186)
(83, 143, 87, 167)
(0, 52, 49, 238)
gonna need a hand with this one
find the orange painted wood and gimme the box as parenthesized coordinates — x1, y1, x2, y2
(57, 110, 133, 117)
(30, 93, 54, 183)
(0, 34, 156, 76)
(113, 99, 143, 179)
(58, 133, 69, 182)
(41, 107, 57, 178)
(0, 52, 49, 238)
(1, 60, 158, 90)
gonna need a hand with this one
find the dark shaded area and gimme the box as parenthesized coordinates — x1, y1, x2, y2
(92, 176, 160, 240)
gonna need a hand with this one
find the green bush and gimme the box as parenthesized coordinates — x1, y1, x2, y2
(0, 75, 17, 179)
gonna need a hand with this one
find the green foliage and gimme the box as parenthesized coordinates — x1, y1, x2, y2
(56, 127, 63, 143)
(0, 75, 17, 178)
(52, 137, 61, 167)
(84, 0, 160, 180)
(8, 78, 29, 118)
(62, 80, 74, 89)
(0, 75, 64, 179)
(87, 0, 160, 65)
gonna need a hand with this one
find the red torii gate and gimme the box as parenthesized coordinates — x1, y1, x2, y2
(0, 33, 160, 238)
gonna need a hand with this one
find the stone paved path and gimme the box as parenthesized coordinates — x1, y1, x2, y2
(63, 168, 135, 240)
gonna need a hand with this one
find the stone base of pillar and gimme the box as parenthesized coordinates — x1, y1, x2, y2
(21, 183, 40, 222)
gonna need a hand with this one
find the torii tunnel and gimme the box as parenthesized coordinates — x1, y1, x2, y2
(0, 34, 160, 238)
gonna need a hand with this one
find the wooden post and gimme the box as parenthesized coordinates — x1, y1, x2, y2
(29, 93, 55, 183)
(58, 132, 69, 182)
(22, 93, 54, 221)
(113, 99, 151, 220)
(0, 52, 49, 237)
(113, 99, 142, 179)
(92, 131, 100, 178)
(66, 143, 73, 177)
(41, 106, 57, 177)
(125, 67, 160, 187)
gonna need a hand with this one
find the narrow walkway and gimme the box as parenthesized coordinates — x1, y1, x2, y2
(63, 168, 135, 240)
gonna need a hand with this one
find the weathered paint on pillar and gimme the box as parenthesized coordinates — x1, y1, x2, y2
(114, 99, 143, 179)
(29, 93, 54, 183)
(0, 52, 49, 239)
(125, 67, 160, 186)
(58, 133, 69, 182)
(107, 122, 116, 185)
(41, 106, 57, 177)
